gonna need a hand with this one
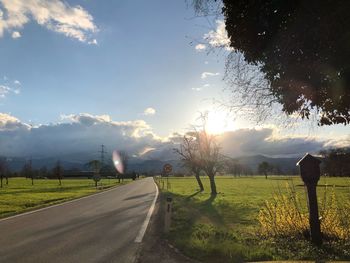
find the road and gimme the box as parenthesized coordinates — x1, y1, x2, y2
(0, 177, 158, 263)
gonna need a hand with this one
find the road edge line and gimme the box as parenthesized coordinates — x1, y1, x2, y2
(0, 180, 136, 223)
(134, 179, 159, 243)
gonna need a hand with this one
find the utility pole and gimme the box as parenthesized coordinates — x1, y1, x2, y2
(99, 144, 106, 166)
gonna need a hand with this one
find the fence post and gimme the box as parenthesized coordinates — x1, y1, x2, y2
(164, 196, 172, 233)
(297, 153, 322, 246)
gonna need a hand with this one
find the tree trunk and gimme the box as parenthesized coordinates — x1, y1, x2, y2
(58, 178, 61, 186)
(195, 173, 204, 191)
(31, 176, 34, 185)
(208, 174, 217, 195)
(265, 173, 267, 179)
(5, 175, 8, 185)
(0, 174, 3, 188)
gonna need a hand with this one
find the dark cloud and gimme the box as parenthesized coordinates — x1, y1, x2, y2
(0, 113, 346, 160)
(218, 128, 325, 157)
(0, 113, 162, 158)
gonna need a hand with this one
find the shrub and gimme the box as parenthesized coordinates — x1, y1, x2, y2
(258, 183, 350, 241)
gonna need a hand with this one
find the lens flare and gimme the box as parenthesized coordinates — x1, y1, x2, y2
(112, 150, 124, 174)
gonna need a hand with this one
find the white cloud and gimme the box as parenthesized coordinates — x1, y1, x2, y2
(0, 113, 29, 130)
(11, 31, 21, 38)
(143, 107, 156, 116)
(192, 87, 202, 91)
(204, 20, 232, 51)
(88, 38, 98, 45)
(324, 135, 350, 149)
(195, 43, 206, 51)
(0, 0, 97, 43)
(192, 84, 210, 92)
(201, 71, 220, 79)
(0, 77, 21, 98)
(0, 85, 10, 98)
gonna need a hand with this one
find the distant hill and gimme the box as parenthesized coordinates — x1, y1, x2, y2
(1, 153, 301, 175)
(2, 156, 87, 172)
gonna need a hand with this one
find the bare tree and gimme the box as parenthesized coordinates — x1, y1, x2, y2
(52, 160, 64, 186)
(0, 158, 7, 188)
(174, 134, 204, 191)
(225, 159, 243, 177)
(195, 113, 222, 195)
(222, 52, 279, 124)
(86, 160, 101, 188)
(258, 161, 273, 179)
(22, 159, 34, 185)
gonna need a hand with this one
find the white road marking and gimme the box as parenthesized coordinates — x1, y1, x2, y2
(0, 183, 128, 223)
(134, 180, 159, 243)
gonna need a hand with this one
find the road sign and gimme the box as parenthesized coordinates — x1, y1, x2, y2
(163, 163, 172, 175)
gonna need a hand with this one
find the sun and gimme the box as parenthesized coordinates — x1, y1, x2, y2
(205, 110, 236, 134)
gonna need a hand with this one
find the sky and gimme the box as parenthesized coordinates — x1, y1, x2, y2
(0, 0, 349, 159)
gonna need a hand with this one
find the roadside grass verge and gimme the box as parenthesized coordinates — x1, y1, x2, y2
(158, 176, 350, 262)
(0, 177, 132, 218)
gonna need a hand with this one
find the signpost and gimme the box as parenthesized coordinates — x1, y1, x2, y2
(162, 164, 173, 232)
(163, 163, 172, 174)
(297, 153, 322, 246)
(162, 163, 172, 190)
(164, 196, 173, 233)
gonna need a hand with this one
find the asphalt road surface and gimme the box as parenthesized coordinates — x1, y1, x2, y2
(0, 177, 157, 263)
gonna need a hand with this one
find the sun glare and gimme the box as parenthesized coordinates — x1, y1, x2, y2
(205, 111, 236, 134)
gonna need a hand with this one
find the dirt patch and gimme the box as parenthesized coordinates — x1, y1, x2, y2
(135, 191, 198, 263)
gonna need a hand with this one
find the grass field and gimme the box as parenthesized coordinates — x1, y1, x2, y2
(157, 176, 350, 262)
(0, 177, 131, 218)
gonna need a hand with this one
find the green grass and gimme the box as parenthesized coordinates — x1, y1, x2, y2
(157, 176, 350, 262)
(0, 177, 132, 218)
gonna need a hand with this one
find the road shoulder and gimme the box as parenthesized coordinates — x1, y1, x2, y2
(135, 188, 198, 263)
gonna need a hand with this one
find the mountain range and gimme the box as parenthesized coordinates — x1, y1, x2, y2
(2, 151, 301, 175)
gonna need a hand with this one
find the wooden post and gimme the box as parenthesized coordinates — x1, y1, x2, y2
(164, 196, 172, 233)
(297, 153, 322, 246)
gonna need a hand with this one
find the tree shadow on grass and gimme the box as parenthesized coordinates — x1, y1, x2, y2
(168, 191, 265, 262)
(173, 190, 256, 230)
(185, 190, 202, 201)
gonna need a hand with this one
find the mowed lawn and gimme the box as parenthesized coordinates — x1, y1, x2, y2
(0, 177, 131, 218)
(160, 176, 350, 262)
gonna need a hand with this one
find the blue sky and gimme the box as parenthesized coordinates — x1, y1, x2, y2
(0, 0, 228, 136)
(0, 0, 348, 159)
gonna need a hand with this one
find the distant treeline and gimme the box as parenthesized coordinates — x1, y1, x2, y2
(0, 161, 142, 181)
(320, 147, 350, 177)
(1, 147, 350, 180)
